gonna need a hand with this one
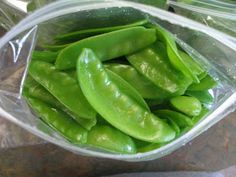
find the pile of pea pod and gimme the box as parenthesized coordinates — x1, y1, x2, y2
(23, 19, 217, 154)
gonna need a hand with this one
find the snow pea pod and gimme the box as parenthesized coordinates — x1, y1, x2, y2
(56, 26, 157, 70)
(185, 90, 214, 105)
(127, 42, 192, 94)
(178, 50, 204, 76)
(26, 97, 88, 144)
(106, 69, 150, 111)
(32, 51, 58, 63)
(87, 125, 136, 154)
(29, 60, 96, 120)
(188, 75, 217, 91)
(24, 76, 96, 130)
(165, 117, 180, 136)
(154, 110, 193, 128)
(77, 48, 175, 143)
(152, 24, 199, 82)
(61, 67, 149, 110)
(105, 64, 172, 100)
(55, 19, 148, 43)
(170, 96, 202, 117)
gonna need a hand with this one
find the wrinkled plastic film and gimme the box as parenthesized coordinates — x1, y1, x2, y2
(0, 0, 236, 160)
(0, 26, 38, 97)
(168, 0, 236, 40)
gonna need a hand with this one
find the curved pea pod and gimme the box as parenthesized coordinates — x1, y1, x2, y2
(178, 50, 204, 76)
(185, 90, 214, 105)
(87, 125, 136, 154)
(106, 64, 172, 100)
(153, 24, 199, 82)
(31, 51, 58, 63)
(29, 60, 96, 120)
(188, 75, 217, 91)
(77, 48, 175, 143)
(56, 26, 157, 70)
(154, 110, 193, 128)
(25, 79, 96, 130)
(192, 107, 209, 124)
(127, 42, 192, 94)
(55, 19, 148, 43)
(165, 117, 180, 136)
(170, 96, 202, 117)
(106, 69, 150, 111)
(26, 97, 88, 144)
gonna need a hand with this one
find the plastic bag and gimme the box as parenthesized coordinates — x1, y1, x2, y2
(168, 0, 236, 40)
(0, 0, 167, 31)
(0, 0, 236, 161)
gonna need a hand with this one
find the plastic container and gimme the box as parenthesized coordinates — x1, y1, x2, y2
(0, 0, 236, 161)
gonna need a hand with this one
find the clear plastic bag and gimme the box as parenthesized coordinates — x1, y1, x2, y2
(0, 0, 168, 31)
(168, 0, 236, 40)
(0, 0, 236, 161)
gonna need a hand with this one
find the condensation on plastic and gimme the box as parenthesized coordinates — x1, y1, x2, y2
(168, 0, 236, 40)
(0, 0, 236, 161)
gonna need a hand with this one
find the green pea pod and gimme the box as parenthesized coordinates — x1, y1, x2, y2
(185, 90, 214, 105)
(106, 64, 172, 100)
(170, 96, 202, 117)
(154, 109, 193, 128)
(166, 117, 180, 136)
(32, 51, 58, 63)
(56, 26, 157, 70)
(153, 24, 199, 82)
(24, 76, 63, 109)
(26, 97, 88, 144)
(106, 69, 150, 111)
(178, 50, 204, 76)
(43, 44, 69, 52)
(188, 75, 217, 91)
(192, 107, 209, 124)
(55, 19, 148, 43)
(87, 125, 136, 154)
(24, 76, 96, 130)
(78, 48, 175, 143)
(29, 60, 96, 120)
(127, 42, 192, 94)
(63, 68, 149, 111)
